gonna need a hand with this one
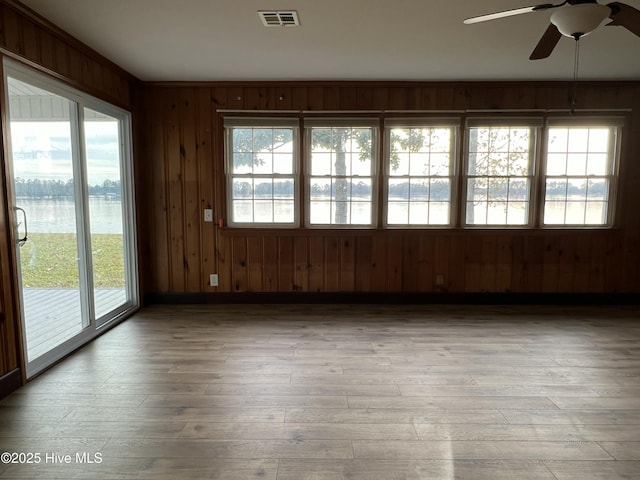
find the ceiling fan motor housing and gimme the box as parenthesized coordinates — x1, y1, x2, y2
(464, 0, 640, 59)
(551, 3, 611, 38)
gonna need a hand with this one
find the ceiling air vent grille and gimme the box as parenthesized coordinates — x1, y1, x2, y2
(258, 11, 300, 27)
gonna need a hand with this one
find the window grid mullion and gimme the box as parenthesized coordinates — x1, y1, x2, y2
(224, 118, 619, 230)
(542, 125, 617, 227)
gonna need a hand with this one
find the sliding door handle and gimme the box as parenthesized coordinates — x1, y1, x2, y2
(15, 206, 28, 246)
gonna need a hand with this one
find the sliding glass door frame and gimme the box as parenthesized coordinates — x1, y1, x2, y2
(2, 59, 139, 378)
(79, 99, 139, 328)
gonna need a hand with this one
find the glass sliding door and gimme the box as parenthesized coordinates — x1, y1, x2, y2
(83, 108, 133, 323)
(3, 60, 138, 378)
(6, 78, 88, 369)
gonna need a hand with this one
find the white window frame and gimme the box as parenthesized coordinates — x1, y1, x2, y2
(384, 118, 459, 227)
(462, 118, 542, 228)
(541, 117, 622, 228)
(220, 114, 624, 231)
(304, 118, 379, 228)
(224, 118, 300, 228)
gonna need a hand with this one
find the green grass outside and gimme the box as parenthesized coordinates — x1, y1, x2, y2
(20, 233, 125, 288)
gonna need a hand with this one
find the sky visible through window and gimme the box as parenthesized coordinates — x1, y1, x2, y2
(10, 120, 120, 185)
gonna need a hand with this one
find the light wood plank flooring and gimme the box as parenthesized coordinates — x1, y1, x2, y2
(1, 303, 639, 479)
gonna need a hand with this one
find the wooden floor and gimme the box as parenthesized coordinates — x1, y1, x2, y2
(1, 303, 639, 479)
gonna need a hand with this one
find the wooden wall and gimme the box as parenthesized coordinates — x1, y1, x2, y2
(0, 168, 18, 384)
(0, 0, 136, 387)
(0, 0, 134, 107)
(139, 82, 640, 296)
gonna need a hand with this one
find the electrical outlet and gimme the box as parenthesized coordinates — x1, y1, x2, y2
(210, 274, 219, 287)
(435, 274, 445, 286)
(204, 209, 214, 222)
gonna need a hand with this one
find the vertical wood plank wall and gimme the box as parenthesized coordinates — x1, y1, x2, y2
(139, 82, 640, 296)
(0, 0, 136, 382)
(0, 173, 17, 380)
(0, 1, 134, 107)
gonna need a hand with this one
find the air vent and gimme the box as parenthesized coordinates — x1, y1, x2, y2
(258, 10, 300, 27)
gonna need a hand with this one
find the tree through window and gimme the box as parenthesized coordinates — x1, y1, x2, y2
(306, 120, 376, 226)
(386, 120, 457, 226)
(465, 121, 537, 226)
(223, 115, 621, 230)
(225, 119, 298, 227)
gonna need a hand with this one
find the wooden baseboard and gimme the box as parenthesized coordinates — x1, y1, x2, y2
(145, 291, 640, 306)
(0, 369, 22, 400)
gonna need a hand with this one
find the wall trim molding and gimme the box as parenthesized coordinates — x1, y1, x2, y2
(145, 292, 640, 306)
(0, 368, 22, 400)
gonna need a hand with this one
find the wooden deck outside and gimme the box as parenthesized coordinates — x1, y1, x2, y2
(22, 288, 127, 360)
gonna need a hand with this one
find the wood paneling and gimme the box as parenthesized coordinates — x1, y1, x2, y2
(139, 82, 640, 296)
(0, 121, 19, 384)
(139, 82, 640, 293)
(0, 225, 18, 378)
(184, 230, 631, 295)
(0, 0, 135, 107)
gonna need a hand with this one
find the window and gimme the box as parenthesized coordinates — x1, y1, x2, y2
(385, 120, 458, 226)
(225, 119, 298, 227)
(306, 119, 377, 226)
(543, 120, 620, 226)
(223, 115, 622, 230)
(465, 120, 539, 226)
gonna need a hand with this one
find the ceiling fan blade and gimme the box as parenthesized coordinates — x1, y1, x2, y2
(607, 2, 640, 37)
(464, 3, 559, 24)
(530, 23, 563, 59)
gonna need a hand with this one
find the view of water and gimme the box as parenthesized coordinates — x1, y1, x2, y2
(17, 197, 123, 234)
(232, 197, 607, 226)
(22, 197, 604, 233)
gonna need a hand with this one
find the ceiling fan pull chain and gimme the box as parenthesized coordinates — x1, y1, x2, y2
(571, 37, 581, 112)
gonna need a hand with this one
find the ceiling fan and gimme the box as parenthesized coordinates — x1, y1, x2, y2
(464, 0, 640, 60)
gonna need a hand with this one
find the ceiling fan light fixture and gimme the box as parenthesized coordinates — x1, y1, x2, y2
(550, 3, 611, 38)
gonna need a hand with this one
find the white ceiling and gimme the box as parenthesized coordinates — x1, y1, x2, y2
(18, 0, 640, 82)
